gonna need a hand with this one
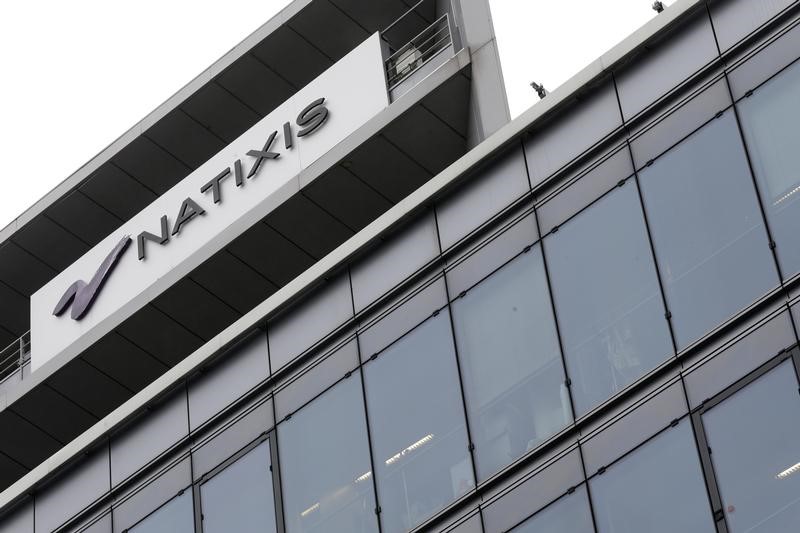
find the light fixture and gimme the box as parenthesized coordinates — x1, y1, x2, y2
(530, 82, 548, 99)
(385, 434, 434, 465)
(301, 502, 320, 517)
(652, 1, 665, 13)
(355, 471, 372, 484)
(774, 183, 800, 206)
(776, 462, 800, 480)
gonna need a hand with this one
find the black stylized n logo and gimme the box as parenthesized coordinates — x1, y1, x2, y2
(53, 235, 132, 320)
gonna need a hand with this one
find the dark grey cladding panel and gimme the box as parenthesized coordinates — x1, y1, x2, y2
(47, 358, 133, 419)
(79, 164, 158, 221)
(227, 222, 315, 287)
(151, 278, 240, 342)
(0, 409, 61, 469)
(0, 242, 54, 296)
(10, 385, 96, 444)
(330, 0, 416, 33)
(288, 0, 370, 60)
(80, 333, 168, 392)
(46, 191, 122, 247)
(420, 72, 471, 138)
(383, 104, 468, 176)
(343, 134, 431, 203)
(0, 283, 30, 337)
(251, 26, 332, 90)
(112, 136, 190, 196)
(146, 110, 226, 170)
(265, 193, 354, 259)
(189, 251, 277, 316)
(182, 83, 261, 144)
(12, 216, 88, 272)
(115, 305, 204, 367)
(216, 54, 296, 116)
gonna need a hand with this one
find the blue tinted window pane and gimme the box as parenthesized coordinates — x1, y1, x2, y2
(511, 485, 594, 533)
(545, 182, 673, 415)
(702, 361, 800, 532)
(129, 491, 193, 533)
(278, 375, 378, 533)
(200, 441, 276, 533)
(589, 421, 714, 533)
(639, 112, 778, 348)
(738, 60, 800, 280)
(363, 312, 474, 533)
(452, 246, 571, 481)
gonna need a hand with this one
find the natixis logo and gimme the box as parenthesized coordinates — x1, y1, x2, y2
(52, 235, 132, 320)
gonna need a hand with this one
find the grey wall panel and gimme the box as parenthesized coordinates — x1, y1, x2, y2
(358, 277, 448, 359)
(350, 213, 440, 313)
(710, 0, 798, 52)
(616, 14, 719, 121)
(113, 457, 192, 533)
(35, 449, 110, 533)
(188, 332, 269, 431)
(728, 18, 800, 99)
(446, 210, 537, 297)
(111, 389, 189, 487)
(581, 380, 687, 474)
(629, 76, 731, 169)
(437, 147, 530, 251)
(274, 338, 359, 421)
(524, 83, 622, 185)
(684, 310, 795, 408)
(482, 449, 583, 533)
(536, 146, 632, 236)
(444, 511, 483, 533)
(268, 275, 353, 372)
(192, 399, 273, 481)
(64, 509, 112, 533)
(0, 502, 32, 533)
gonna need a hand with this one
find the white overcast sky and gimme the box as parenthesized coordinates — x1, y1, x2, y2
(0, 0, 671, 230)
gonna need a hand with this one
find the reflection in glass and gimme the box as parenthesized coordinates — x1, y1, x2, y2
(129, 490, 194, 533)
(738, 59, 800, 279)
(278, 375, 378, 533)
(590, 421, 714, 533)
(546, 182, 673, 415)
(511, 485, 594, 533)
(452, 246, 571, 481)
(363, 312, 474, 533)
(639, 112, 778, 347)
(702, 361, 800, 532)
(200, 441, 277, 533)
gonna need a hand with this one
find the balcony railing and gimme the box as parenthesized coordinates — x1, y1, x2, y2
(0, 331, 30, 385)
(385, 13, 454, 90)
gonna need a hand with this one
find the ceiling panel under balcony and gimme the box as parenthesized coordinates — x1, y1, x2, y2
(289, 0, 371, 59)
(79, 164, 159, 220)
(181, 83, 262, 144)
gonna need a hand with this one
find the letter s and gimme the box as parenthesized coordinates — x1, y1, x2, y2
(296, 98, 329, 137)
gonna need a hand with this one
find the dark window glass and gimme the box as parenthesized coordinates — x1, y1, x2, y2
(363, 312, 474, 533)
(702, 361, 800, 532)
(738, 60, 800, 280)
(129, 490, 193, 533)
(511, 485, 594, 533)
(452, 246, 571, 481)
(545, 181, 672, 415)
(278, 374, 378, 533)
(639, 111, 778, 348)
(199, 441, 277, 533)
(589, 420, 714, 533)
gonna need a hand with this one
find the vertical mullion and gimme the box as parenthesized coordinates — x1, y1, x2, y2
(267, 325, 287, 533)
(349, 267, 385, 533)
(432, 205, 481, 489)
(690, 410, 730, 533)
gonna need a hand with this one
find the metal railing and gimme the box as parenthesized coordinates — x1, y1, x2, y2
(385, 13, 454, 90)
(0, 331, 30, 384)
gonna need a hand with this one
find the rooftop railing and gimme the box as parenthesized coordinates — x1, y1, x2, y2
(384, 13, 454, 90)
(0, 332, 30, 385)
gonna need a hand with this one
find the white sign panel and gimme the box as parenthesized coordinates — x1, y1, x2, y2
(31, 33, 389, 371)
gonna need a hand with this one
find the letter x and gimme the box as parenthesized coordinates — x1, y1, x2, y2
(246, 130, 280, 179)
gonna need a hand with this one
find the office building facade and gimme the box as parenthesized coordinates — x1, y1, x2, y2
(1, 0, 799, 531)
